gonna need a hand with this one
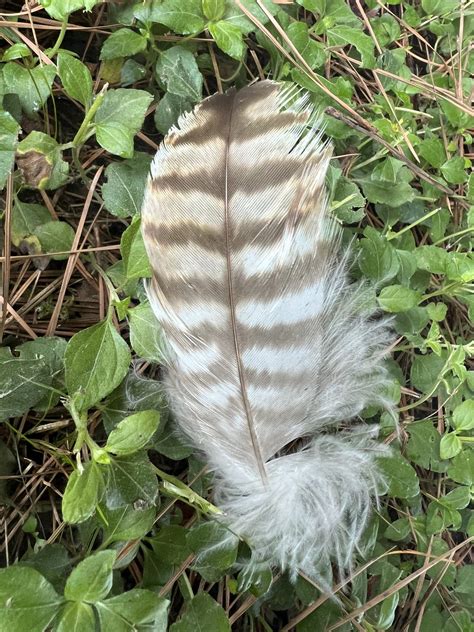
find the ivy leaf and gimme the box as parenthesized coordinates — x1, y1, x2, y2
(3, 63, 55, 116)
(34, 221, 75, 260)
(187, 522, 238, 573)
(440, 433, 462, 460)
(100, 28, 148, 60)
(62, 461, 104, 524)
(448, 451, 473, 486)
(56, 602, 96, 632)
(64, 550, 116, 603)
(0, 566, 62, 632)
(39, 0, 97, 20)
(287, 21, 325, 69)
(16, 131, 69, 190)
(102, 152, 152, 218)
(96, 589, 169, 629)
(209, 21, 245, 60)
(221, 0, 278, 35)
(105, 410, 160, 456)
(65, 316, 131, 411)
(105, 452, 159, 510)
(128, 302, 163, 362)
(155, 46, 203, 102)
(378, 454, 420, 499)
(358, 227, 399, 281)
(378, 285, 421, 313)
(440, 156, 467, 184)
(0, 345, 54, 420)
(170, 593, 231, 632)
(11, 201, 51, 247)
(151, 525, 191, 566)
(120, 216, 152, 280)
(154, 92, 193, 135)
(327, 25, 375, 68)
(98, 504, 156, 542)
(149, 0, 207, 34)
(94, 88, 153, 158)
(203, 0, 225, 21)
(452, 400, 474, 432)
(57, 52, 93, 107)
(0, 110, 20, 189)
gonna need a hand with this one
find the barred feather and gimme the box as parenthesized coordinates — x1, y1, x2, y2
(141, 81, 391, 583)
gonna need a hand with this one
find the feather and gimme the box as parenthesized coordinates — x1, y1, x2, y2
(141, 81, 392, 583)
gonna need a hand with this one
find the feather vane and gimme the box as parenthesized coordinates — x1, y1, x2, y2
(141, 81, 391, 582)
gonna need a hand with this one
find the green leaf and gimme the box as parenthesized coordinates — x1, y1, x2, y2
(378, 285, 421, 313)
(1, 43, 32, 62)
(62, 460, 104, 524)
(120, 216, 152, 279)
(418, 137, 446, 169)
(151, 525, 191, 566)
(384, 517, 411, 542)
(11, 201, 51, 247)
(426, 302, 447, 322)
(0, 345, 55, 420)
(378, 454, 420, 499)
(406, 420, 445, 472)
(94, 88, 153, 158)
(155, 46, 203, 102)
(413, 246, 449, 274)
(34, 221, 75, 260)
(410, 353, 445, 394)
(221, 0, 278, 35)
(20, 544, 71, 592)
(56, 602, 96, 632)
(149, 0, 206, 34)
(102, 372, 164, 432)
(39, 0, 96, 20)
(102, 152, 152, 218)
(209, 21, 245, 60)
(359, 160, 415, 208)
(128, 302, 163, 362)
(100, 28, 148, 60)
(99, 504, 156, 542)
(203, 0, 225, 21)
(440, 156, 467, 184)
(440, 432, 462, 460)
(170, 593, 231, 632)
(3, 63, 56, 116)
(105, 452, 159, 510)
(440, 486, 471, 510)
(96, 589, 169, 629)
(421, 0, 459, 15)
(452, 400, 474, 431)
(154, 92, 193, 135)
(64, 550, 116, 603)
(287, 21, 325, 70)
(359, 227, 399, 281)
(105, 410, 160, 455)
(16, 131, 69, 190)
(65, 316, 131, 411)
(327, 25, 375, 68)
(448, 450, 474, 486)
(57, 52, 93, 107)
(0, 566, 62, 632)
(187, 522, 238, 571)
(0, 110, 20, 189)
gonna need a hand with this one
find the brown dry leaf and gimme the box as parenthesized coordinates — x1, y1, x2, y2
(19, 235, 50, 270)
(16, 150, 52, 188)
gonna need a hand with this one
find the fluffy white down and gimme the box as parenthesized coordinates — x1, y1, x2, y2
(214, 430, 387, 585)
